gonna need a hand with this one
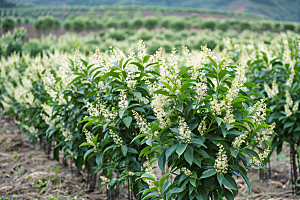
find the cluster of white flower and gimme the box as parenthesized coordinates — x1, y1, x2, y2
(148, 47, 162, 64)
(223, 106, 235, 124)
(195, 73, 207, 101)
(227, 63, 247, 102)
(285, 90, 293, 108)
(62, 128, 73, 141)
(198, 119, 207, 136)
(285, 104, 292, 117)
(282, 44, 293, 66)
(98, 81, 106, 90)
(255, 123, 275, 143)
(137, 39, 147, 60)
(259, 149, 270, 162)
(146, 80, 161, 94)
(232, 132, 248, 148)
(67, 150, 74, 156)
(177, 117, 191, 144)
(100, 176, 110, 183)
(132, 110, 150, 133)
(252, 157, 261, 167)
(286, 66, 295, 88)
(128, 171, 135, 176)
(84, 129, 96, 148)
(86, 102, 99, 117)
(73, 47, 86, 72)
(110, 47, 126, 63)
(264, 79, 279, 98)
(144, 160, 157, 187)
(151, 94, 168, 121)
(141, 97, 150, 105)
(181, 167, 193, 176)
(210, 97, 234, 123)
(292, 102, 299, 113)
(118, 90, 128, 110)
(214, 144, 228, 174)
(109, 129, 123, 147)
(252, 99, 267, 126)
(23, 125, 38, 135)
(125, 71, 139, 90)
(210, 97, 226, 116)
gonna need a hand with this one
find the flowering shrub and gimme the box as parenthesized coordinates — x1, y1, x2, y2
(135, 46, 274, 199)
(0, 39, 279, 199)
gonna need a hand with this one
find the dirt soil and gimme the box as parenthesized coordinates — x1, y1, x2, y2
(0, 113, 298, 200)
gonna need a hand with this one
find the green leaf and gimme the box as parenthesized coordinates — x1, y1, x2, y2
(244, 82, 258, 87)
(133, 91, 142, 102)
(230, 147, 239, 158)
(176, 144, 187, 156)
(159, 172, 171, 187)
(190, 177, 196, 187)
(119, 109, 126, 118)
(165, 144, 179, 160)
(79, 142, 92, 147)
(238, 166, 252, 193)
(200, 169, 216, 179)
(216, 117, 222, 126)
(175, 104, 183, 112)
(158, 152, 166, 173)
(123, 116, 132, 128)
(208, 56, 218, 69)
(284, 121, 294, 129)
(55, 166, 60, 174)
(143, 55, 151, 63)
(91, 133, 99, 146)
(217, 173, 224, 186)
(184, 146, 193, 166)
(138, 173, 156, 182)
(218, 70, 228, 80)
(193, 154, 202, 167)
(178, 66, 192, 77)
(121, 145, 128, 157)
(96, 152, 103, 165)
(84, 149, 95, 161)
(195, 187, 207, 200)
(160, 81, 173, 92)
(224, 189, 234, 200)
(223, 174, 238, 190)
(190, 138, 206, 148)
(131, 133, 151, 144)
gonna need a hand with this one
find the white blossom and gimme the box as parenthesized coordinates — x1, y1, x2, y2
(109, 129, 123, 147)
(177, 117, 191, 144)
(292, 102, 299, 113)
(232, 132, 248, 148)
(214, 144, 228, 174)
(285, 104, 292, 117)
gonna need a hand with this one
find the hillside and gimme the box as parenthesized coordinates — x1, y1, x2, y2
(6, 0, 300, 22)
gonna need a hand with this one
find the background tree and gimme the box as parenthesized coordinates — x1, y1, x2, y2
(1, 17, 16, 33)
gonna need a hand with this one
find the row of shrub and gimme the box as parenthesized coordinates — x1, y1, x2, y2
(0, 38, 276, 200)
(1, 27, 300, 199)
(0, 5, 268, 20)
(1, 27, 282, 58)
(1, 14, 299, 35)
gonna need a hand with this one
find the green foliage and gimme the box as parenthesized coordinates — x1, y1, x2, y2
(71, 17, 85, 32)
(132, 17, 143, 29)
(202, 19, 216, 30)
(1, 16, 16, 32)
(170, 18, 186, 31)
(0, 27, 25, 57)
(144, 17, 158, 29)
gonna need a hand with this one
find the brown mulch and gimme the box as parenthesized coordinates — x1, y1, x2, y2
(0, 114, 299, 199)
